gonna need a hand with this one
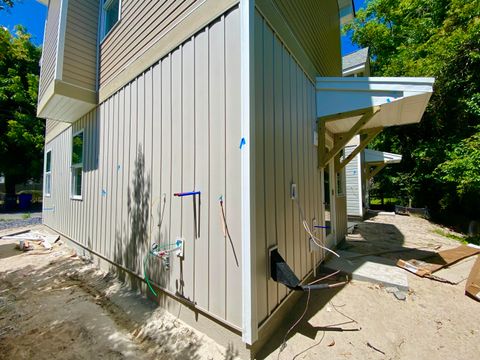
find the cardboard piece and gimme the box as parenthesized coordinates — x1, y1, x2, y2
(465, 255, 480, 301)
(397, 245, 480, 277)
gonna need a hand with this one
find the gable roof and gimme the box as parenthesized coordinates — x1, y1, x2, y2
(342, 47, 369, 72)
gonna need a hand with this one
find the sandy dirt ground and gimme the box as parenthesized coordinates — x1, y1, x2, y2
(0, 225, 238, 360)
(1, 215, 479, 360)
(259, 212, 480, 359)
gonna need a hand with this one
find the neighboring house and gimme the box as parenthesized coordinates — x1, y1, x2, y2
(342, 48, 403, 218)
(37, 1, 433, 357)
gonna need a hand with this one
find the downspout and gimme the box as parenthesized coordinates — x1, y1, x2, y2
(240, 0, 257, 345)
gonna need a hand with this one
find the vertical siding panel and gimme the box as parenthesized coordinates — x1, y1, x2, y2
(106, 96, 115, 259)
(290, 59, 301, 277)
(115, 90, 125, 260)
(122, 85, 131, 266)
(171, 48, 183, 295)
(194, 29, 209, 309)
(224, 9, 242, 326)
(264, 23, 277, 315)
(111, 93, 120, 259)
(137, 73, 146, 275)
(181, 39, 195, 302)
(90, 110, 99, 251)
(254, 11, 268, 322)
(160, 56, 172, 290)
(150, 64, 162, 263)
(282, 47, 294, 281)
(273, 35, 286, 302)
(303, 77, 312, 272)
(144, 68, 154, 252)
(128, 80, 138, 270)
(208, 17, 226, 318)
(98, 102, 108, 255)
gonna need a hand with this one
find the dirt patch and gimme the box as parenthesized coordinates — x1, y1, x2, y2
(0, 225, 237, 360)
(260, 213, 480, 359)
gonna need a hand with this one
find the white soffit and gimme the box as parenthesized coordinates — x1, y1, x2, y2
(316, 77, 434, 134)
(364, 149, 402, 164)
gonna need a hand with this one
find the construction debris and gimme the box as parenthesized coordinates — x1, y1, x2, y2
(1, 230, 60, 251)
(396, 244, 480, 278)
(465, 256, 480, 301)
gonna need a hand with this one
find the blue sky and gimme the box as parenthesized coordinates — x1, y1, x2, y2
(0, 0, 47, 45)
(0, 0, 365, 53)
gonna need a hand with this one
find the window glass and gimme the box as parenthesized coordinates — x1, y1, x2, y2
(45, 150, 52, 196)
(71, 131, 84, 198)
(103, 0, 120, 37)
(46, 151, 51, 172)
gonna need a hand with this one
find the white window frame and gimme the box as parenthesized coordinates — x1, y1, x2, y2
(44, 149, 52, 197)
(70, 130, 84, 200)
(101, 0, 122, 41)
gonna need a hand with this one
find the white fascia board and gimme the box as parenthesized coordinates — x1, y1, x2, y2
(364, 149, 402, 164)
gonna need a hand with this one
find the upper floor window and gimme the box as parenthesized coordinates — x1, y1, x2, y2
(102, 0, 121, 39)
(71, 130, 84, 199)
(44, 150, 52, 197)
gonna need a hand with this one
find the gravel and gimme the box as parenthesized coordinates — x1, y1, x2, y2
(0, 217, 42, 231)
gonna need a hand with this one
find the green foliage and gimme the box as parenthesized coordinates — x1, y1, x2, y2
(0, 1, 14, 11)
(345, 0, 480, 228)
(0, 26, 44, 195)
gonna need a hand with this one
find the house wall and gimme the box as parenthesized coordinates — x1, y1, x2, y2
(253, 7, 341, 327)
(62, 0, 99, 92)
(98, 0, 237, 100)
(38, 0, 61, 100)
(43, 7, 243, 330)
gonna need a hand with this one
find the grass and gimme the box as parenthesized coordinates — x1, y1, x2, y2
(22, 213, 31, 220)
(433, 228, 480, 245)
(370, 197, 400, 205)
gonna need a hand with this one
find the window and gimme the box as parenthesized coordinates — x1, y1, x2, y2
(102, 0, 121, 39)
(71, 131, 84, 199)
(44, 150, 52, 196)
(336, 169, 346, 196)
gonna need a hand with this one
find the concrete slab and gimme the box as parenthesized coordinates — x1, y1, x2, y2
(324, 250, 409, 291)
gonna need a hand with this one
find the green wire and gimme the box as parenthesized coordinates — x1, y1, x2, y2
(144, 252, 157, 297)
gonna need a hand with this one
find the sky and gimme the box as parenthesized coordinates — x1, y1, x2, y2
(0, 0, 47, 45)
(0, 0, 365, 52)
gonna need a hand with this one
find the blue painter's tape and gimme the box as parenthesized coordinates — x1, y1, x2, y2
(43, 207, 55, 212)
(117, 165, 121, 171)
(101, 189, 107, 197)
(239, 137, 246, 149)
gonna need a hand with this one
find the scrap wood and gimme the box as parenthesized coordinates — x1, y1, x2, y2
(1, 231, 59, 250)
(465, 255, 480, 301)
(366, 342, 385, 355)
(344, 245, 441, 260)
(397, 244, 480, 278)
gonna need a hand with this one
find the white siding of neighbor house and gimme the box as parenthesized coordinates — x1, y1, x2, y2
(345, 144, 363, 217)
(254, 9, 328, 325)
(43, 7, 243, 329)
(38, 0, 61, 100)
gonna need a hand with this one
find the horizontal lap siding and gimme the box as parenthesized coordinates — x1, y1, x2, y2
(43, 7, 242, 328)
(62, 0, 98, 91)
(39, 0, 61, 101)
(254, 10, 323, 324)
(345, 145, 362, 217)
(99, 0, 201, 87)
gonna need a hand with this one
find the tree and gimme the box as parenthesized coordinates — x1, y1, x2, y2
(345, 0, 480, 227)
(0, 1, 14, 11)
(0, 26, 44, 198)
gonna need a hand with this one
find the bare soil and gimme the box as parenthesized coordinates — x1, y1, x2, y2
(260, 213, 480, 359)
(0, 225, 238, 360)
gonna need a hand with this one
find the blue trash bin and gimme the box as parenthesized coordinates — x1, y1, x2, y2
(18, 194, 33, 210)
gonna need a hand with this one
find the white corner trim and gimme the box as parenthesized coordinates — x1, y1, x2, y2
(240, 0, 257, 345)
(55, 0, 68, 80)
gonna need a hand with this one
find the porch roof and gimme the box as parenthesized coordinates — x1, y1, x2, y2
(364, 149, 402, 165)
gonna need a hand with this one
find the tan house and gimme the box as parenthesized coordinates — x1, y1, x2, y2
(37, 0, 433, 357)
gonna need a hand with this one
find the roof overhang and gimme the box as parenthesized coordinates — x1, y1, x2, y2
(316, 77, 434, 134)
(338, 0, 355, 25)
(316, 77, 434, 169)
(37, 0, 48, 6)
(364, 149, 402, 165)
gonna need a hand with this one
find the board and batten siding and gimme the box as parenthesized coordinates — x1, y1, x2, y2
(38, 0, 61, 100)
(99, 0, 203, 87)
(43, 7, 243, 329)
(62, 0, 99, 92)
(254, 9, 326, 325)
